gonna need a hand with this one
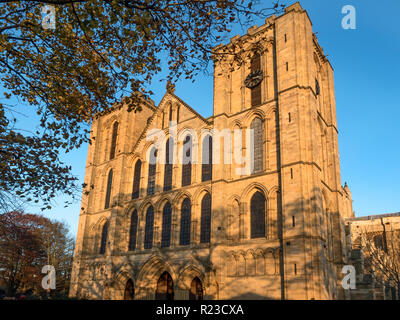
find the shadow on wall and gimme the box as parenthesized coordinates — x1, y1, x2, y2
(72, 185, 346, 300)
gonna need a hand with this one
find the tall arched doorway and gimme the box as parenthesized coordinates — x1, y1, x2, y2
(189, 277, 203, 300)
(124, 279, 135, 300)
(155, 272, 174, 300)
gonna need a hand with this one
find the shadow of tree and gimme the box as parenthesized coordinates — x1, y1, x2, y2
(70, 181, 350, 301)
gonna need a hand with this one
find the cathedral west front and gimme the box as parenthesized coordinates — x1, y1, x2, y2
(69, 3, 358, 300)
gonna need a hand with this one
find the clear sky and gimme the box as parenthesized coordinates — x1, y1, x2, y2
(8, 0, 400, 237)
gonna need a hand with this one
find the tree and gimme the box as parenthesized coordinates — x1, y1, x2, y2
(0, 211, 45, 296)
(39, 218, 75, 297)
(0, 210, 74, 297)
(360, 229, 400, 298)
(0, 0, 284, 211)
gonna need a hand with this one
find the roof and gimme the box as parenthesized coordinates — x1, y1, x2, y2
(130, 91, 210, 154)
(346, 212, 400, 222)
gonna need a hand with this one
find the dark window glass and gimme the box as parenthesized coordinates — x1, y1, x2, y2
(144, 206, 154, 249)
(202, 135, 212, 182)
(177, 106, 180, 124)
(180, 198, 191, 245)
(161, 203, 172, 248)
(99, 221, 109, 254)
(128, 210, 138, 251)
(104, 169, 113, 209)
(182, 135, 192, 187)
(251, 191, 266, 238)
(251, 53, 261, 106)
(147, 147, 157, 195)
(132, 160, 141, 199)
(316, 78, 320, 96)
(189, 277, 203, 300)
(110, 122, 119, 159)
(163, 138, 173, 191)
(250, 118, 263, 173)
(200, 193, 212, 243)
(155, 272, 174, 300)
(169, 105, 173, 122)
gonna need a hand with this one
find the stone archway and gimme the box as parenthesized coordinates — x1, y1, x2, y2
(155, 271, 174, 300)
(189, 277, 203, 300)
(123, 279, 135, 300)
(135, 255, 176, 299)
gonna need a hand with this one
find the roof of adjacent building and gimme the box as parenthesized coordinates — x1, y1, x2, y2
(346, 212, 400, 222)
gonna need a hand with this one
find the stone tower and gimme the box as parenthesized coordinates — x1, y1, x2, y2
(211, 2, 353, 299)
(69, 2, 354, 300)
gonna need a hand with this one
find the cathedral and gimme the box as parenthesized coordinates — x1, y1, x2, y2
(69, 2, 357, 300)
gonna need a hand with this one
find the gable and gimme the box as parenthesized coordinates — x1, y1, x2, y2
(131, 93, 210, 155)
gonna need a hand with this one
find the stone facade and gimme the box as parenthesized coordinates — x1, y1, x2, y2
(345, 213, 400, 300)
(69, 2, 357, 300)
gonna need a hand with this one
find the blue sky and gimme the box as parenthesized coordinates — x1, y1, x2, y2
(6, 0, 400, 237)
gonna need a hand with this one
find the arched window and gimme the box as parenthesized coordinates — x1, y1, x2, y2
(163, 138, 173, 192)
(250, 118, 263, 174)
(110, 121, 119, 160)
(169, 105, 173, 123)
(202, 135, 212, 182)
(182, 135, 192, 187)
(200, 193, 212, 243)
(161, 202, 172, 248)
(132, 160, 141, 199)
(180, 198, 191, 245)
(144, 206, 154, 249)
(189, 277, 203, 300)
(104, 169, 113, 209)
(251, 53, 261, 106)
(251, 191, 266, 238)
(315, 78, 320, 96)
(128, 210, 138, 251)
(99, 221, 109, 254)
(124, 279, 135, 300)
(155, 272, 174, 300)
(147, 147, 157, 195)
(177, 105, 180, 124)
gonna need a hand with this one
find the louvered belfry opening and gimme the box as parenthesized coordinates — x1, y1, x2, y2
(250, 117, 263, 174)
(251, 53, 261, 107)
